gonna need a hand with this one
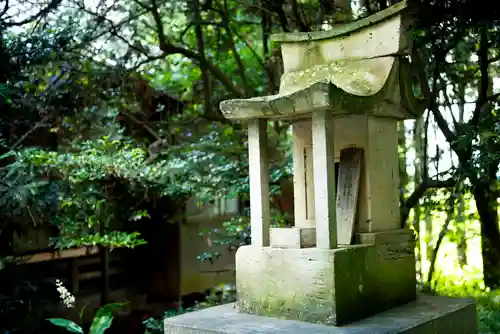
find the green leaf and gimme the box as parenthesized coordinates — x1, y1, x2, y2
(80, 302, 90, 321)
(95, 302, 127, 318)
(0, 151, 15, 160)
(89, 315, 114, 334)
(47, 318, 84, 333)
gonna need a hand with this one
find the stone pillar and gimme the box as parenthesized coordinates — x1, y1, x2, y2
(292, 120, 315, 228)
(312, 110, 337, 249)
(363, 117, 400, 232)
(248, 119, 270, 247)
(268, 119, 316, 249)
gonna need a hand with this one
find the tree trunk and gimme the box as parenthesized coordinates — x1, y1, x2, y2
(473, 185, 500, 288)
(474, 57, 500, 288)
(424, 194, 433, 266)
(398, 121, 408, 219)
(456, 193, 467, 268)
(426, 199, 454, 291)
(413, 115, 424, 282)
(456, 83, 467, 268)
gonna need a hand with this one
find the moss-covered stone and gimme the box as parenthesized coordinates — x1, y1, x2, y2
(235, 231, 417, 326)
(219, 57, 425, 121)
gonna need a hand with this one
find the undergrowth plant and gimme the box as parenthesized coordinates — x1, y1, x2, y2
(47, 279, 127, 334)
(48, 302, 126, 334)
(433, 272, 500, 334)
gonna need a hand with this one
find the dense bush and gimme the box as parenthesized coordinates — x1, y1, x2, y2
(434, 273, 500, 333)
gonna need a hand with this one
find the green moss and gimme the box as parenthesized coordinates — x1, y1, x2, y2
(237, 294, 337, 325)
(280, 58, 389, 96)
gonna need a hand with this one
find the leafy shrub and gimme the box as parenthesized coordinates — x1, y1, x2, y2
(433, 272, 500, 334)
(143, 283, 236, 334)
(48, 302, 127, 334)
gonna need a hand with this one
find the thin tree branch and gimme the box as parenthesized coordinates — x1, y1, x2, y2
(149, 0, 168, 52)
(290, 0, 308, 32)
(400, 177, 455, 227)
(77, 0, 244, 98)
(426, 196, 455, 290)
(193, 0, 213, 116)
(232, 28, 267, 72)
(412, 49, 456, 145)
(470, 24, 491, 127)
(71, 2, 150, 56)
(161, 43, 244, 97)
(422, 111, 430, 186)
(221, 0, 250, 96)
(440, 78, 459, 130)
(0, 0, 9, 19)
(431, 78, 456, 145)
(489, 54, 500, 64)
(145, 0, 244, 98)
(3, 0, 62, 27)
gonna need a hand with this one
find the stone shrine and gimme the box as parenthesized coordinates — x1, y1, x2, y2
(165, 1, 478, 333)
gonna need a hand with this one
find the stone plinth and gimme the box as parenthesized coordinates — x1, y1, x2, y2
(164, 296, 477, 334)
(235, 229, 416, 326)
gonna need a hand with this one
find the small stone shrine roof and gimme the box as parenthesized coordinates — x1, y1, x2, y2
(220, 0, 426, 121)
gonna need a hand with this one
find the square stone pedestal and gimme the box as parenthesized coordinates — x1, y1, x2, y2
(236, 230, 416, 325)
(164, 296, 478, 333)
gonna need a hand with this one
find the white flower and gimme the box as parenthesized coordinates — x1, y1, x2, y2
(55, 279, 76, 308)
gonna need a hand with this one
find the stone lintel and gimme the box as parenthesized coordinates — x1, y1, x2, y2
(270, 227, 316, 249)
(356, 229, 415, 246)
(164, 296, 478, 334)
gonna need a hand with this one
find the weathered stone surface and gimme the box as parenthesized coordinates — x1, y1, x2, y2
(336, 147, 363, 245)
(279, 57, 394, 96)
(270, 227, 316, 248)
(292, 119, 316, 229)
(234, 242, 416, 326)
(356, 230, 417, 307)
(219, 57, 425, 121)
(272, 1, 413, 73)
(164, 296, 478, 334)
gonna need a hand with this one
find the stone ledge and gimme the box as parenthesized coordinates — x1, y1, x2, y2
(164, 295, 477, 334)
(270, 227, 316, 248)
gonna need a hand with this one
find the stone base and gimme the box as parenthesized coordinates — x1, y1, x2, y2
(236, 230, 416, 325)
(164, 296, 478, 334)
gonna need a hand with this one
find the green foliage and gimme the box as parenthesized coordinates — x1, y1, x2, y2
(2, 138, 171, 248)
(144, 283, 236, 334)
(48, 302, 127, 334)
(47, 319, 84, 334)
(143, 305, 200, 334)
(197, 210, 291, 263)
(434, 274, 500, 334)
